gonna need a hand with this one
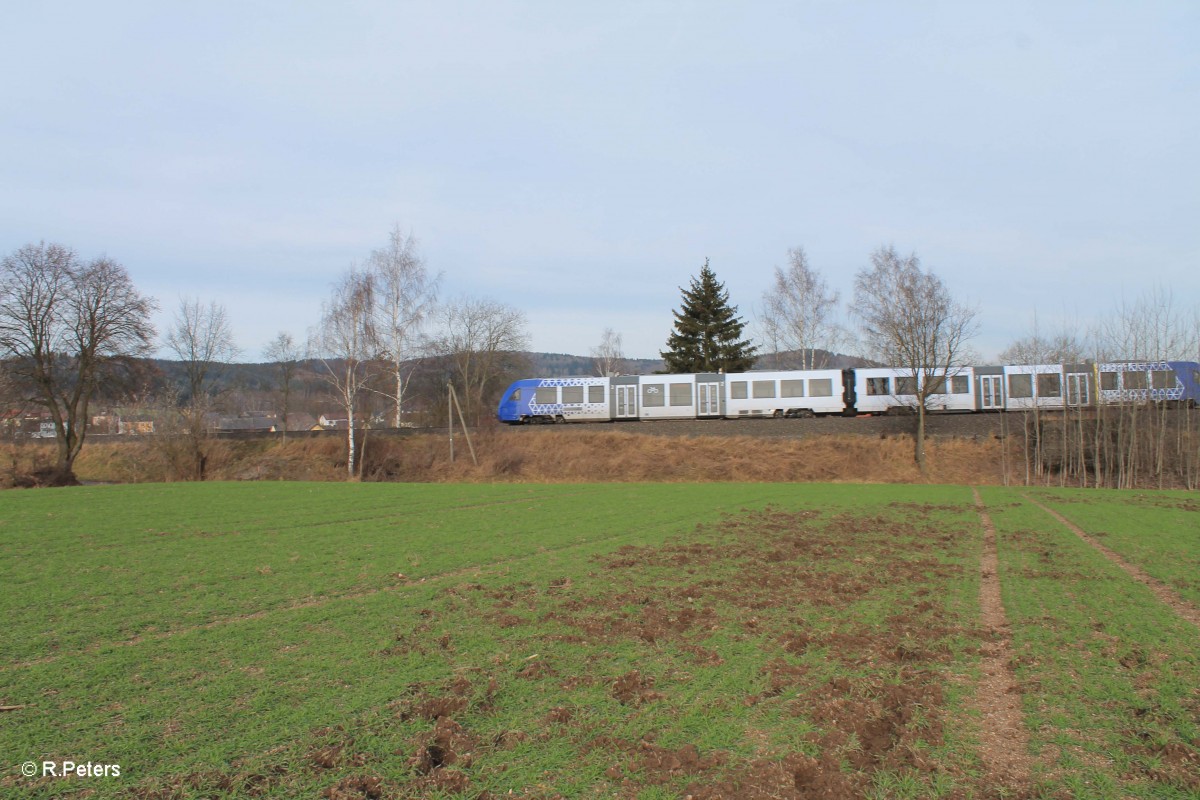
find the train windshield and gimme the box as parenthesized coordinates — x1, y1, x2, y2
(508, 389, 522, 402)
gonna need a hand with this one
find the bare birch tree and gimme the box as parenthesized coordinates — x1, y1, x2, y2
(434, 296, 529, 425)
(850, 246, 978, 474)
(0, 242, 156, 478)
(367, 226, 440, 427)
(165, 297, 239, 480)
(311, 269, 378, 478)
(759, 247, 845, 370)
(263, 331, 301, 441)
(591, 327, 626, 376)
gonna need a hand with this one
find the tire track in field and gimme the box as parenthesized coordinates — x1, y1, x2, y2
(2, 513, 685, 672)
(1024, 494, 1200, 630)
(971, 487, 1033, 788)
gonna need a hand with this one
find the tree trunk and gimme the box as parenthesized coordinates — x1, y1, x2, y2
(914, 404, 927, 478)
(346, 403, 356, 479)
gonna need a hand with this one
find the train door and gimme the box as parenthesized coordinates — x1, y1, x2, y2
(980, 375, 1004, 410)
(1066, 373, 1090, 406)
(697, 382, 720, 416)
(615, 384, 638, 419)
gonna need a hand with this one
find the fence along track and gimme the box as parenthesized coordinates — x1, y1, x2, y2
(1024, 494, 1200, 630)
(971, 488, 1034, 788)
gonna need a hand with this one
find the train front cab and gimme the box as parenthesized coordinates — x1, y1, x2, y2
(496, 379, 541, 423)
(497, 378, 612, 423)
(1097, 361, 1200, 406)
(1172, 361, 1200, 405)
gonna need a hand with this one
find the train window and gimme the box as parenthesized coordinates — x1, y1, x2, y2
(810, 378, 833, 397)
(642, 383, 665, 407)
(926, 376, 946, 394)
(895, 376, 917, 395)
(752, 380, 776, 399)
(951, 375, 969, 394)
(588, 385, 605, 403)
(1151, 370, 1176, 389)
(1008, 374, 1033, 398)
(781, 380, 805, 398)
(730, 381, 748, 400)
(535, 387, 558, 404)
(562, 386, 584, 404)
(866, 377, 890, 395)
(669, 383, 693, 406)
(508, 389, 522, 402)
(1100, 371, 1118, 390)
(1124, 371, 1147, 390)
(1037, 373, 1061, 398)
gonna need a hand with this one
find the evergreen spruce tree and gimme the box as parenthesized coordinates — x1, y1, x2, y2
(661, 259, 757, 373)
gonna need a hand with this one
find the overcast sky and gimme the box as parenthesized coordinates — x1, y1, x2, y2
(3, 1, 1196, 362)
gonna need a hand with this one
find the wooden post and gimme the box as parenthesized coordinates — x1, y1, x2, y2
(448, 383, 478, 466)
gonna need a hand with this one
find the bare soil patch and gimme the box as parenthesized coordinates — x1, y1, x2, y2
(375, 504, 997, 797)
(971, 488, 1033, 789)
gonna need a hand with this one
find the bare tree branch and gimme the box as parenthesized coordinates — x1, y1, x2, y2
(850, 246, 978, 473)
(367, 225, 441, 427)
(591, 327, 626, 377)
(164, 297, 239, 480)
(310, 269, 379, 478)
(758, 247, 846, 369)
(432, 295, 529, 425)
(0, 242, 156, 475)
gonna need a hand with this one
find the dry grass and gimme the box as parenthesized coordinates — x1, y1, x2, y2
(446, 427, 1007, 485)
(30, 425, 1012, 485)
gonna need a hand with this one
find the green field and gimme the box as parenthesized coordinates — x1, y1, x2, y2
(2, 483, 1198, 798)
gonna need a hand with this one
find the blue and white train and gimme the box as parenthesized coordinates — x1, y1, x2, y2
(496, 361, 1200, 423)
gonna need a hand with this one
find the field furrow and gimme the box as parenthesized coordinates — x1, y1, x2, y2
(1024, 493, 1200, 631)
(969, 487, 1032, 789)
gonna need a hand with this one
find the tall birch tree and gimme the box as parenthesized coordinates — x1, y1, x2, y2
(759, 247, 844, 369)
(311, 269, 378, 478)
(366, 226, 440, 427)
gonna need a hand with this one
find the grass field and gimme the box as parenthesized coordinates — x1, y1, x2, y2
(2, 482, 1198, 798)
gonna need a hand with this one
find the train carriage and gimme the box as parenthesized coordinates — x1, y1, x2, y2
(495, 361, 1200, 424)
(634, 373, 723, 421)
(723, 369, 845, 418)
(851, 367, 975, 415)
